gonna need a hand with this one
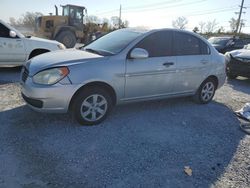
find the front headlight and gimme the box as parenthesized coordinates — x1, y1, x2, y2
(33, 67, 69, 85)
(224, 53, 231, 63)
(57, 43, 66, 50)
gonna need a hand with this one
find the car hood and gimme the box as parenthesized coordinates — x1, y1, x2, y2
(24, 36, 61, 45)
(229, 49, 250, 59)
(26, 49, 104, 75)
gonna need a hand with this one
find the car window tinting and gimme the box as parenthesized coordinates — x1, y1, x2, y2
(0, 23, 10, 38)
(174, 32, 209, 56)
(200, 40, 210, 55)
(174, 32, 199, 55)
(135, 31, 173, 57)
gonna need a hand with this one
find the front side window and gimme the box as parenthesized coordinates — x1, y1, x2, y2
(135, 31, 173, 57)
(0, 23, 10, 38)
(75, 9, 83, 20)
(173, 32, 209, 56)
(70, 8, 75, 19)
(63, 6, 69, 16)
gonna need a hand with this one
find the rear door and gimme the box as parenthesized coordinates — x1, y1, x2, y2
(125, 31, 177, 100)
(172, 31, 211, 94)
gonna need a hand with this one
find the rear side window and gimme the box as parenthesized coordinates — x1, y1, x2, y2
(135, 31, 173, 57)
(200, 40, 210, 55)
(173, 31, 210, 56)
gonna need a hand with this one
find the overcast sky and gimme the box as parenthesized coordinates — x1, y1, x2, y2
(1, 0, 250, 33)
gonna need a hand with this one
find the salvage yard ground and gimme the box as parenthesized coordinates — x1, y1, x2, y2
(0, 67, 250, 188)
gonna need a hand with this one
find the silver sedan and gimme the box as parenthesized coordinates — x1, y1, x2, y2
(21, 28, 226, 125)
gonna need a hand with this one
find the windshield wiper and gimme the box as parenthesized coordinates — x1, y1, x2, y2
(84, 48, 114, 56)
(85, 48, 102, 55)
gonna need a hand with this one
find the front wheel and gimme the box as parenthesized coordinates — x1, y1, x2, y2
(71, 87, 113, 125)
(193, 79, 216, 104)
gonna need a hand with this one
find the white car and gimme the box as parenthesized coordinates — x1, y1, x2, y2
(0, 20, 65, 65)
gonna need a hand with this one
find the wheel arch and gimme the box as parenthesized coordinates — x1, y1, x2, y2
(28, 48, 50, 59)
(205, 75, 219, 89)
(69, 81, 117, 112)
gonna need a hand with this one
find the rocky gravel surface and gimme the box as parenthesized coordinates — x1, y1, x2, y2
(0, 67, 249, 188)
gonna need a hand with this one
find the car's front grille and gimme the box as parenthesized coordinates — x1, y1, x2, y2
(22, 67, 29, 83)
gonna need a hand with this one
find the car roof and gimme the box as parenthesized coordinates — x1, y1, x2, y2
(123, 27, 202, 35)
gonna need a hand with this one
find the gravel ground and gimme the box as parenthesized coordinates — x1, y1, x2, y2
(0, 67, 249, 188)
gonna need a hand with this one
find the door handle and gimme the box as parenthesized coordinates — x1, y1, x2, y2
(200, 60, 208, 64)
(163, 62, 174, 67)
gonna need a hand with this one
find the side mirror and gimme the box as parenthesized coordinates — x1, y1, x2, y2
(9, 30, 17, 38)
(130, 48, 149, 59)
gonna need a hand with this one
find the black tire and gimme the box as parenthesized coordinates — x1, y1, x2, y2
(55, 31, 76, 48)
(193, 78, 216, 104)
(71, 87, 113, 125)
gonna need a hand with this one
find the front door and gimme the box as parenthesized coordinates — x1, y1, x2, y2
(125, 31, 177, 100)
(0, 23, 26, 64)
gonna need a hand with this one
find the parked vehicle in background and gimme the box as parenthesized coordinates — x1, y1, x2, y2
(225, 44, 250, 79)
(21, 28, 226, 125)
(35, 4, 89, 48)
(208, 36, 248, 54)
(0, 20, 65, 66)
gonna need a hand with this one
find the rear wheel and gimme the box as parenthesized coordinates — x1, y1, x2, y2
(71, 87, 113, 125)
(55, 31, 76, 48)
(193, 78, 216, 104)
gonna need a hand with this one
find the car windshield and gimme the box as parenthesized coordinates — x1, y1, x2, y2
(208, 37, 230, 46)
(244, 44, 250, 50)
(83, 29, 144, 56)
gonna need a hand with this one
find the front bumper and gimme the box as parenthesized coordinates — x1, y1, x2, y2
(21, 76, 79, 113)
(227, 58, 250, 78)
